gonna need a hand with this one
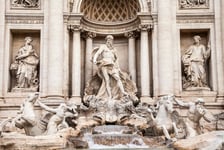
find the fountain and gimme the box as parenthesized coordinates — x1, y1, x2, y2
(0, 35, 223, 150)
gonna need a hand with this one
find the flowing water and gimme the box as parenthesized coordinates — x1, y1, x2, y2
(83, 125, 149, 149)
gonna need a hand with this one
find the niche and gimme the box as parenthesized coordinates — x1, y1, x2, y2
(180, 29, 211, 91)
(9, 30, 40, 92)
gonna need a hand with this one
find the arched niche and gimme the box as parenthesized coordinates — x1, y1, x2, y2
(74, 0, 150, 13)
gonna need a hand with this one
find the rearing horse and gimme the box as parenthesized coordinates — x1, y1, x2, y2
(148, 95, 179, 141)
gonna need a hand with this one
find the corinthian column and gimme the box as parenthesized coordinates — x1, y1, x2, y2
(70, 25, 82, 103)
(47, 0, 64, 98)
(157, 0, 174, 96)
(139, 24, 151, 100)
(124, 31, 137, 82)
(85, 32, 96, 84)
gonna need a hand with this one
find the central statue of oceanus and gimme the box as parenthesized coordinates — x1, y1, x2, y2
(83, 35, 139, 124)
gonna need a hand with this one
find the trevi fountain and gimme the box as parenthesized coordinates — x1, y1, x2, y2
(0, 0, 223, 149)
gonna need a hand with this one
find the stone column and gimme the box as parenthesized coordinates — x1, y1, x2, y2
(215, 0, 224, 99)
(63, 23, 70, 99)
(0, 0, 5, 99)
(124, 32, 137, 82)
(139, 25, 151, 100)
(47, 0, 64, 98)
(85, 32, 96, 84)
(157, 0, 174, 96)
(70, 25, 82, 103)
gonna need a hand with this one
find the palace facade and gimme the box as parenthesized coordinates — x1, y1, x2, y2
(0, 0, 223, 119)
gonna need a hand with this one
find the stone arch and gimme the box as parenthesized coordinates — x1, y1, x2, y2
(80, 0, 140, 22)
(73, 0, 150, 13)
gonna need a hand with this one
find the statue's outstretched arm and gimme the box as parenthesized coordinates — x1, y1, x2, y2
(37, 100, 56, 113)
(174, 98, 190, 107)
(93, 46, 104, 64)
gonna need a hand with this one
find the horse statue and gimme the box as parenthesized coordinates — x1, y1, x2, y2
(148, 95, 180, 142)
(14, 92, 47, 136)
(14, 93, 78, 136)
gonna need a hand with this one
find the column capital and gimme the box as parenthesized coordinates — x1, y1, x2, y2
(138, 24, 153, 32)
(67, 24, 83, 32)
(82, 31, 96, 39)
(124, 31, 138, 39)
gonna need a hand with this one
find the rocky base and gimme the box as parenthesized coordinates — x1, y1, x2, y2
(1, 126, 223, 150)
(173, 131, 224, 150)
(0, 128, 81, 150)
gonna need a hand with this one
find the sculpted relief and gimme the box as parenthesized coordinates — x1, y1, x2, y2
(182, 35, 211, 90)
(179, 0, 209, 9)
(10, 36, 39, 92)
(11, 0, 40, 9)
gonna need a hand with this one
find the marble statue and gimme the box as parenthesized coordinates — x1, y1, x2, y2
(14, 92, 45, 136)
(10, 36, 39, 92)
(37, 101, 78, 135)
(12, 93, 79, 136)
(84, 35, 138, 101)
(147, 95, 180, 142)
(82, 35, 139, 125)
(182, 35, 211, 90)
(174, 98, 212, 138)
(92, 35, 128, 99)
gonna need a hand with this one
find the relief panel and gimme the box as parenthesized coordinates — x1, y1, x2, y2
(179, 0, 209, 9)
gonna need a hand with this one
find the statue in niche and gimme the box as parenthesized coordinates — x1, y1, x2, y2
(179, 0, 208, 9)
(83, 34, 139, 101)
(10, 36, 39, 92)
(83, 35, 139, 124)
(174, 98, 213, 138)
(182, 35, 211, 90)
(11, 0, 40, 8)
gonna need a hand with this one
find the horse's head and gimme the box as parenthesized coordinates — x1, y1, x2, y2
(26, 92, 39, 104)
(159, 95, 174, 114)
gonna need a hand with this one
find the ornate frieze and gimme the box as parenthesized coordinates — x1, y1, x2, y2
(138, 24, 153, 32)
(177, 14, 214, 24)
(179, 0, 209, 9)
(6, 14, 44, 24)
(67, 24, 83, 32)
(82, 32, 96, 39)
(11, 0, 40, 9)
(124, 31, 139, 39)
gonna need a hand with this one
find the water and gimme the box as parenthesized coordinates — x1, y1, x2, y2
(84, 133, 149, 149)
(83, 125, 149, 149)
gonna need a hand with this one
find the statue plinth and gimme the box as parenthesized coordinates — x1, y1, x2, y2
(184, 87, 211, 91)
(11, 87, 38, 93)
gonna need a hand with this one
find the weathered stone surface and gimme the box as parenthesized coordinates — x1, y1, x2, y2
(216, 112, 224, 130)
(0, 127, 80, 150)
(173, 131, 224, 150)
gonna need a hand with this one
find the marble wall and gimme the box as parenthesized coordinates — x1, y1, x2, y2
(0, 0, 223, 120)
